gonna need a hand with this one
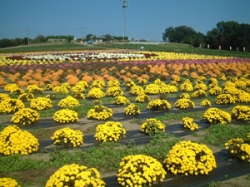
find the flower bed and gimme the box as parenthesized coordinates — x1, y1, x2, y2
(147, 99, 171, 111)
(57, 95, 80, 108)
(0, 178, 20, 187)
(11, 108, 40, 125)
(30, 97, 52, 110)
(140, 118, 166, 135)
(124, 104, 141, 116)
(231, 105, 250, 121)
(182, 117, 199, 131)
(203, 108, 231, 124)
(53, 109, 79, 123)
(87, 105, 113, 120)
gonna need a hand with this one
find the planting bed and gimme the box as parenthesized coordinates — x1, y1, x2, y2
(0, 50, 250, 187)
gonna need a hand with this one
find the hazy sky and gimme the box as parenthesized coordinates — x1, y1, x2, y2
(1, 0, 250, 41)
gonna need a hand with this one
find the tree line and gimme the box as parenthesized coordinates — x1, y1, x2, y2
(163, 21, 250, 51)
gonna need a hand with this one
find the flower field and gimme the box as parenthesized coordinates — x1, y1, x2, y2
(0, 50, 250, 187)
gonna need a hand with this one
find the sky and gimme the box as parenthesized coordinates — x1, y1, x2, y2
(1, 0, 250, 41)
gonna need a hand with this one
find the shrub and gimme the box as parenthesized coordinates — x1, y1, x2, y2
(147, 99, 171, 111)
(53, 109, 79, 123)
(17, 92, 34, 102)
(231, 105, 250, 121)
(106, 86, 124, 97)
(87, 105, 113, 120)
(124, 104, 141, 116)
(191, 90, 207, 98)
(51, 127, 83, 147)
(0, 178, 20, 187)
(53, 85, 69, 94)
(215, 94, 235, 105)
(174, 98, 195, 109)
(117, 154, 166, 186)
(0, 125, 39, 155)
(178, 93, 190, 99)
(144, 84, 160, 94)
(200, 99, 211, 107)
(182, 117, 199, 131)
(208, 86, 222, 96)
(129, 85, 144, 95)
(94, 121, 126, 142)
(26, 84, 43, 94)
(114, 96, 130, 105)
(87, 87, 106, 99)
(203, 108, 231, 124)
(225, 138, 250, 162)
(11, 108, 40, 125)
(135, 94, 151, 103)
(0, 99, 25, 114)
(140, 118, 166, 135)
(30, 97, 52, 111)
(45, 164, 105, 187)
(163, 141, 217, 175)
(180, 79, 193, 92)
(58, 96, 80, 108)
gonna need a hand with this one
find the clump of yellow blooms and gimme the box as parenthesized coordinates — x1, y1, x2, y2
(180, 79, 193, 92)
(164, 141, 217, 175)
(90, 80, 105, 89)
(231, 105, 250, 121)
(51, 127, 83, 147)
(178, 93, 190, 99)
(174, 98, 195, 109)
(200, 99, 212, 107)
(87, 87, 106, 99)
(182, 117, 199, 131)
(0, 93, 10, 102)
(235, 91, 250, 103)
(94, 121, 126, 142)
(53, 109, 79, 123)
(0, 177, 20, 187)
(70, 84, 86, 95)
(45, 164, 106, 187)
(108, 79, 120, 87)
(124, 104, 141, 116)
(26, 84, 44, 94)
(87, 105, 113, 120)
(0, 98, 25, 114)
(215, 93, 235, 105)
(147, 99, 171, 111)
(58, 96, 80, 108)
(53, 85, 69, 94)
(194, 83, 207, 91)
(106, 86, 124, 97)
(30, 97, 53, 111)
(135, 93, 151, 103)
(0, 125, 39, 155)
(144, 84, 160, 94)
(191, 90, 207, 98)
(18, 92, 34, 102)
(203, 108, 231, 124)
(117, 154, 166, 187)
(208, 86, 222, 96)
(4, 84, 24, 95)
(11, 108, 40, 125)
(129, 85, 144, 95)
(44, 83, 54, 91)
(225, 138, 250, 162)
(140, 118, 166, 135)
(114, 96, 130, 105)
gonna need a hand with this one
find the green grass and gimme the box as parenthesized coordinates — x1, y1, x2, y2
(1, 42, 249, 58)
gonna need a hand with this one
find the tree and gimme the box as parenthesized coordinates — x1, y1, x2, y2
(86, 34, 94, 41)
(0, 38, 13, 48)
(33, 35, 46, 43)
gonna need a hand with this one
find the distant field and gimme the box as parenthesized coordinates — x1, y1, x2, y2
(0, 42, 249, 58)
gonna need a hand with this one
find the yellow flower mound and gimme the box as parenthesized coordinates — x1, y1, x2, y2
(140, 118, 166, 135)
(30, 97, 52, 111)
(180, 80, 193, 92)
(164, 141, 217, 176)
(87, 87, 106, 99)
(53, 109, 79, 123)
(215, 93, 235, 105)
(114, 96, 130, 105)
(182, 117, 199, 131)
(26, 84, 43, 94)
(174, 98, 195, 109)
(0, 99, 25, 114)
(144, 84, 160, 94)
(117, 154, 166, 187)
(200, 99, 211, 107)
(0, 177, 20, 187)
(225, 138, 250, 162)
(51, 127, 83, 147)
(0, 125, 39, 155)
(135, 94, 151, 103)
(94, 121, 126, 142)
(87, 105, 113, 120)
(58, 96, 80, 108)
(231, 105, 250, 121)
(45, 164, 105, 187)
(70, 84, 86, 95)
(11, 108, 40, 125)
(106, 86, 124, 97)
(147, 99, 171, 111)
(0, 93, 10, 102)
(129, 85, 144, 95)
(18, 92, 34, 102)
(203, 108, 231, 124)
(53, 85, 69, 94)
(4, 84, 24, 95)
(124, 104, 141, 116)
